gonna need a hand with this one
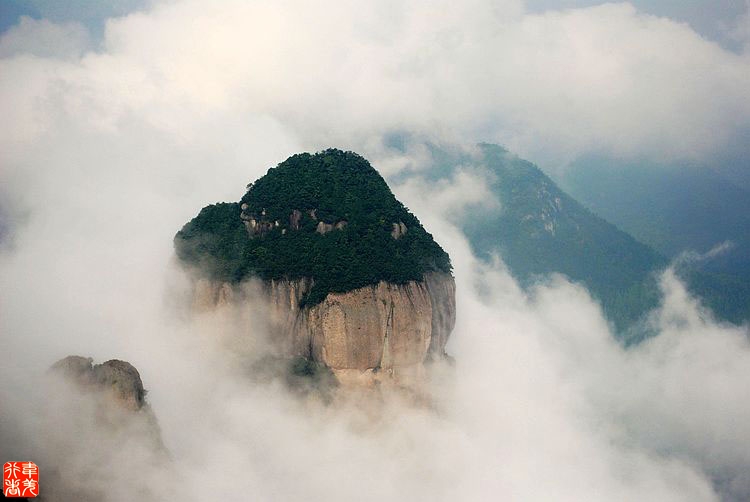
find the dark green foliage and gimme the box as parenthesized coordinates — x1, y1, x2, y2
(290, 356, 329, 378)
(245, 355, 338, 402)
(173, 202, 248, 281)
(679, 268, 750, 324)
(285, 356, 338, 398)
(435, 143, 749, 335)
(175, 149, 451, 305)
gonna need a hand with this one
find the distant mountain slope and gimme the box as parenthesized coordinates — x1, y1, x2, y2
(560, 155, 750, 324)
(429, 144, 667, 334)
(561, 155, 750, 276)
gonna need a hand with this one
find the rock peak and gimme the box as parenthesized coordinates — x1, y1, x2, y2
(50, 356, 147, 411)
(175, 150, 456, 382)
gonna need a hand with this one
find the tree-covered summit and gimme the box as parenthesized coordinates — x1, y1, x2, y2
(175, 149, 451, 306)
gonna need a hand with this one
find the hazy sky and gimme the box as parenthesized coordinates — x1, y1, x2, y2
(2, 0, 746, 49)
(1, 2, 750, 501)
(528, 0, 748, 50)
(2, 0, 749, 173)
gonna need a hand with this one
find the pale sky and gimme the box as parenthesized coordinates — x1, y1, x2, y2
(2, 0, 748, 50)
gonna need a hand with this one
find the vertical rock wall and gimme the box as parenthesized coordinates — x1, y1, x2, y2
(191, 273, 456, 377)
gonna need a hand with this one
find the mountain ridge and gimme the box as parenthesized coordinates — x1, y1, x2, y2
(420, 142, 749, 335)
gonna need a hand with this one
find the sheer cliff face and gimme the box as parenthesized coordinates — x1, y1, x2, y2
(193, 272, 456, 377)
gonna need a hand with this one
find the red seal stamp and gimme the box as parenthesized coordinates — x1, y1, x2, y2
(3, 462, 38, 498)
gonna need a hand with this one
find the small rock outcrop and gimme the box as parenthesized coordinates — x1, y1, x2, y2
(48, 356, 165, 454)
(316, 221, 335, 234)
(42, 356, 166, 501)
(391, 221, 408, 239)
(50, 356, 147, 411)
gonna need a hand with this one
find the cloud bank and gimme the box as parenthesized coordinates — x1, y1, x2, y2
(2, 0, 750, 174)
(1, 1, 750, 501)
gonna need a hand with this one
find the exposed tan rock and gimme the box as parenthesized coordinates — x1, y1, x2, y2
(50, 356, 148, 412)
(192, 278, 235, 310)
(391, 221, 408, 239)
(316, 220, 348, 234)
(316, 221, 335, 234)
(290, 209, 302, 229)
(241, 215, 274, 237)
(192, 272, 455, 381)
(91, 360, 147, 412)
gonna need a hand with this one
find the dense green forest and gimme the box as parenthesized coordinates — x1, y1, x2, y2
(175, 149, 451, 306)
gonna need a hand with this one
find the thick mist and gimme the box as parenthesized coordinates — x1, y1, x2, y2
(2, 1, 750, 500)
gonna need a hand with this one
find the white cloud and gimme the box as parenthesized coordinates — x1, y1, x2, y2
(0, 16, 90, 59)
(5, 189, 749, 499)
(2, 1, 749, 172)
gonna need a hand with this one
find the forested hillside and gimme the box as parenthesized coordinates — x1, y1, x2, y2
(175, 149, 451, 306)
